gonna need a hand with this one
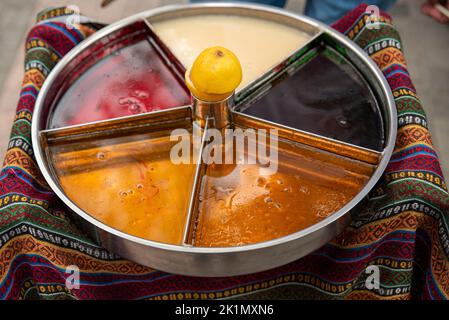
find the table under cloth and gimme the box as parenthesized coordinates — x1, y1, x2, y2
(0, 4, 448, 300)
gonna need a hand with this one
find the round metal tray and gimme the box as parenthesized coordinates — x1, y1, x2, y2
(32, 3, 396, 276)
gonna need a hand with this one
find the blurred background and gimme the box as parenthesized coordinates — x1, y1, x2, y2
(0, 0, 448, 178)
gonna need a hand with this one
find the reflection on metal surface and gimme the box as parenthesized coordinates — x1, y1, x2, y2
(192, 95, 233, 130)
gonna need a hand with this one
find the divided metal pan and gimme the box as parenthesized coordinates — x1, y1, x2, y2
(32, 3, 396, 276)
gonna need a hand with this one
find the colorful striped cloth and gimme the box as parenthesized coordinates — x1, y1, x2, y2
(0, 4, 448, 300)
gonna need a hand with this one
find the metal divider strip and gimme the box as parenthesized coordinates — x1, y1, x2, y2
(142, 18, 187, 84)
(232, 111, 381, 166)
(235, 31, 324, 105)
(182, 119, 210, 246)
(42, 106, 193, 144)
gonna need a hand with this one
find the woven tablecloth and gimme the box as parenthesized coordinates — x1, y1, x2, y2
(0, 4, 448, 300)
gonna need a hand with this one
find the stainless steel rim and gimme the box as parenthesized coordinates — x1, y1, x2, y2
(31, 3, 397, 270)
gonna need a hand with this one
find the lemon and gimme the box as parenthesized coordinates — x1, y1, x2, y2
(185, 46, 242, 101)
